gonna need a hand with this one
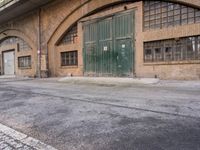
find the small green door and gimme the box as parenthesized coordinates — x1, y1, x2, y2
(84, 43, 97, 73)
(117, 39, 133, 76)
(83, 10, 135, 77)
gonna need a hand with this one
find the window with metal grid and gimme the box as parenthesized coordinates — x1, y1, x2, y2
(0, 37, 32, 51)
(59, 24, 78, 45)
(61, 51, 78, 66)
(18, 56, 31, 68)
(144, 1, 200, 30)
(144, 36, 200, 62)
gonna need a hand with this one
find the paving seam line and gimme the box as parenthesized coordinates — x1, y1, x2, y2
(0, 123, 57, 150)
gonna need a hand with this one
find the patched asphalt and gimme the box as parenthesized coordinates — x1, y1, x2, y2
(0, 79, 200, 150)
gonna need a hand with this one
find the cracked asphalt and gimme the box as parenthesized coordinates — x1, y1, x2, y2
(0, 78, 200, 150)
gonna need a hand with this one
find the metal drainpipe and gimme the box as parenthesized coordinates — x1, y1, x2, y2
(37, 8, 41, 78)
(46, 44, 49, 77)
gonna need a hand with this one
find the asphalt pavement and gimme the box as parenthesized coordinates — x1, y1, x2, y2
(0, 78, 200, 150)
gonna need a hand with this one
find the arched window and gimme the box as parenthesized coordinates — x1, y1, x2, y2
(144, 1, 200, 30)
(0, 36, 32, 51)
(58, 23, 78, 45)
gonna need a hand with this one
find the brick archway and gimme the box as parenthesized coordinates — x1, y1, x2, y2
(0, 29, 37, 76)
(0, 29, 36, 50)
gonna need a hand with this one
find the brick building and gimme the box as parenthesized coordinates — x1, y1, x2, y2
(0, 0, 200, 79)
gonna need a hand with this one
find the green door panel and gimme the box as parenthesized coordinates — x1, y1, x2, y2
(98, 18, 113, 75)
(99, 41, 112, 75)
(84, 43, 97, 73)
(116, 39, 133, 76)
(83, 21, 97, 75)
(114, 12, 133, 38)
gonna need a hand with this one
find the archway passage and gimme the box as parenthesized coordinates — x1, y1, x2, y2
(83, 10, 135, 77)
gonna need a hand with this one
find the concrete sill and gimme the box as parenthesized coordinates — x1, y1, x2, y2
(144, 60, 200, 66)
(18, 67, 32, 70)
(60, 66, 78, 69)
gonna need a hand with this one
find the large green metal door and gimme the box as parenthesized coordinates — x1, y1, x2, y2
(83, 10, 135, 77)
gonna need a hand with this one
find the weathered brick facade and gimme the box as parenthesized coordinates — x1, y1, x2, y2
(0, 0, 200, 79)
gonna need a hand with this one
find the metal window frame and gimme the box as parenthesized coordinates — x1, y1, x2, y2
(144, 35, 200, 63)
(143, 0, 200, 31)
(18, 55, 31, 69)
(60, 50, 78, 66)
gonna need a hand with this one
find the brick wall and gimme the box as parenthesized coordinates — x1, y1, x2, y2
(0, 0, 200, 79)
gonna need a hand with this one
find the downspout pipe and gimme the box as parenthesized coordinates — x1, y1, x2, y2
(46, 43, 49, 77)
(37, 7, 41, 78)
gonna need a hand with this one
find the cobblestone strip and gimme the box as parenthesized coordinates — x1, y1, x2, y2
(0, 123, 57, 150)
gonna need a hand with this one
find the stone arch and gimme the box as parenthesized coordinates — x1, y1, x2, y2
(47, 0, 200, 76)
(0, 29, 36, 50)
(0, 29, 37, 77)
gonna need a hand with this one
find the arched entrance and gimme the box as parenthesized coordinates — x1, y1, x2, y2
(48, 0, 138, 77)
(0, 30, 36, 76)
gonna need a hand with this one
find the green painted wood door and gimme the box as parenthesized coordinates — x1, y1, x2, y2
(83, 10, 135, 77)
(116, 39, 133, 76)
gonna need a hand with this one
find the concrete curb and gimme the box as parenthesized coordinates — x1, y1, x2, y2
(58, 77, 160, 85)
(0, 75, 16, 79)
(0, 123, 57, 150)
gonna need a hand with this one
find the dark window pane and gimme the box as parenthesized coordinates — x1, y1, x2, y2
(195, 10, 200, 17)
(174, 9, 180, 15)
(188, 12, 194, 18)
(197, 37, 200, 59)
(164, 47, 173, 61)
(174, 41, 183, 60)
(182, 19, 188, 25)
(188, 18, 194, 24)
(61, 51, 78, 66)
(18, 56, 31, 68)
(154, 48, 163, 61)
(182, 13, 188, 19)
(196, 16, 200, 22)
(186, 37, 196, 60)
(144, 49, 153, 62)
